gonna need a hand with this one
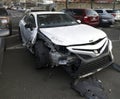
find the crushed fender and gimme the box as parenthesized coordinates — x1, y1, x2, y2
(71, 77, 109, 99)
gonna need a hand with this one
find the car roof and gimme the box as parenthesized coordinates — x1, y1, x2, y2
(95, 9, 113, 11)
(30, 11, 65, 15)
(63, 8, 89, 10)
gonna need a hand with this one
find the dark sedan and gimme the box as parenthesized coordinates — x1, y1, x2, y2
(0, 7, 11, 74)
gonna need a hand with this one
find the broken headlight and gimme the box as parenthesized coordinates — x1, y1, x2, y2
(54, 45, 68, 53)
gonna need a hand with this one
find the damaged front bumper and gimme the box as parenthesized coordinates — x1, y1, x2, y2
(50, 50, 113, 78)
(49, 39, 114, 78)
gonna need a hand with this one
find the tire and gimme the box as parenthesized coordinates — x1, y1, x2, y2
(34, 41, 50, 69)
(9, 23, 12, 35)
(18, 28, 22, 42)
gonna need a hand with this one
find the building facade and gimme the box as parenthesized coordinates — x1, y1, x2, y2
(55, 0, 114, 3)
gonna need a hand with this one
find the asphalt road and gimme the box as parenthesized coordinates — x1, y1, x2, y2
(0, 10, 120, 99)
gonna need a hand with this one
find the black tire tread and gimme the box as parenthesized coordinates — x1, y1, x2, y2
(34, 41, 50, 69)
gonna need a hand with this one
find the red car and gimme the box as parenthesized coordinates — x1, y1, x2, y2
(62, 8, 100, 27)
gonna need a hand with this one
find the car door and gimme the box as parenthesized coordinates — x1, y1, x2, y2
(21, 14, 37, 48)
(19, 14, 30, 43)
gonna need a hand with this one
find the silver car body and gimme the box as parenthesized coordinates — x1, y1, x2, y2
(19, 11, 114, 78)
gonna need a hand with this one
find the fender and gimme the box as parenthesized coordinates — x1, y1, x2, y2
(35, 28, 56, 51)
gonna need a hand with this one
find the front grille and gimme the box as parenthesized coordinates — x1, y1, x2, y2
(78, 54, 92, 60)
(77, 55, 112, 75)
(77, 43, 109, 60)
(102, 44, 108, 54)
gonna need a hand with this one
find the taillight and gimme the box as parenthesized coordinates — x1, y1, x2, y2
(111, 13, 116, 17)
(83, 16, 90, 23)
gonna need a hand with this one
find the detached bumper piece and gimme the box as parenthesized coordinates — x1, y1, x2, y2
(71, 77, 109, 99)
(112, 63, 120, 72)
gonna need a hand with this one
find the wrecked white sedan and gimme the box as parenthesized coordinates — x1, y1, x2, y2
(19, 11, 114, 78)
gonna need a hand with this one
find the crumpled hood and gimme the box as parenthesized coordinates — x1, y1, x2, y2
(40, 24, 107, 46)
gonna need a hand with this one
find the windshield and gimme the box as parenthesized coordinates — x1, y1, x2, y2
(86, 9, 98, 16)
(37, 13, 79, 28)
(106, 10, 114, 13)
(95, 10, 103, 13)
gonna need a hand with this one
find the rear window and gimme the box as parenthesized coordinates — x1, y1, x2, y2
(113, 10, 120, 13)
(95, 10, 103, 13)
(72, 9, 84, 16)
(0, 8, 8, 16)
(106, 10, 114, 13)
(86, 9, 98, 16)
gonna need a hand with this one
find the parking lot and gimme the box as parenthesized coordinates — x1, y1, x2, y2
(0, 10, 120, 99)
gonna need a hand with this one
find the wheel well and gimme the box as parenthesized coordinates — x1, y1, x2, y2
(35, 34, 51, 50)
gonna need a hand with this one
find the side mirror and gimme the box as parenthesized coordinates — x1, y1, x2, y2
(77, 20, 81, 24)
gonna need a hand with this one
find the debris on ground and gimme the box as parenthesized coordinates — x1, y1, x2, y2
(112, 63, 120, 72)
(71, 77, 109, 99)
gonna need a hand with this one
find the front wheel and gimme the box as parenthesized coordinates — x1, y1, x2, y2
(34, 41, 50, 69)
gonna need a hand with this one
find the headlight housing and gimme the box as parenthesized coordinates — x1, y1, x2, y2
(54, 45, 68, 53)
(0, 17, 9, 29)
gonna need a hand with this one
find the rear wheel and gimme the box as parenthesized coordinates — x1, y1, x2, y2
(18, 27, 23, 42)
(9, 23, 12, 35)
(34, 41, 50, 69)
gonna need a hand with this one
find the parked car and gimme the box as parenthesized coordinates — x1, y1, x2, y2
(112, 9, 120, 21)
(19, 11, 113, 78)
(95, 9, 115, 27)
(101, 9, 120, 21)
(61, 8, 100, 27)
(0, 7, 12, 35)
(0, 7, 11, 74)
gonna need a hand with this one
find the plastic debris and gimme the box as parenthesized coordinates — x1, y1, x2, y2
(112, 63, 120, 72)
(71, 77, 109, 99)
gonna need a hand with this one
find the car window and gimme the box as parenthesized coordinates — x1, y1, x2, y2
(24, 14, 29, 23)
(95, 10, 103, 13)
(106, 10, 114, 13)
(64, 10, 73, 16)
(29, 15, 36, 27)
(113, 10, 120, 13)
(0, 8, 8, 16)
(86, 9, 98, 16)
(24, 14, 36, 27)
(72, 9, 83, 16)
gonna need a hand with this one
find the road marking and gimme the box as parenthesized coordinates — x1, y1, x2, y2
(112, 40, 120, 42)
(6, 44, 25, 50)
(12, 29, 18, 32)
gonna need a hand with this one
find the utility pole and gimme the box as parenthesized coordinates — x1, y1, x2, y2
(90, 0, 94, 9)
(113, 0, 116, 10)
(65, 0, 68, 9)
